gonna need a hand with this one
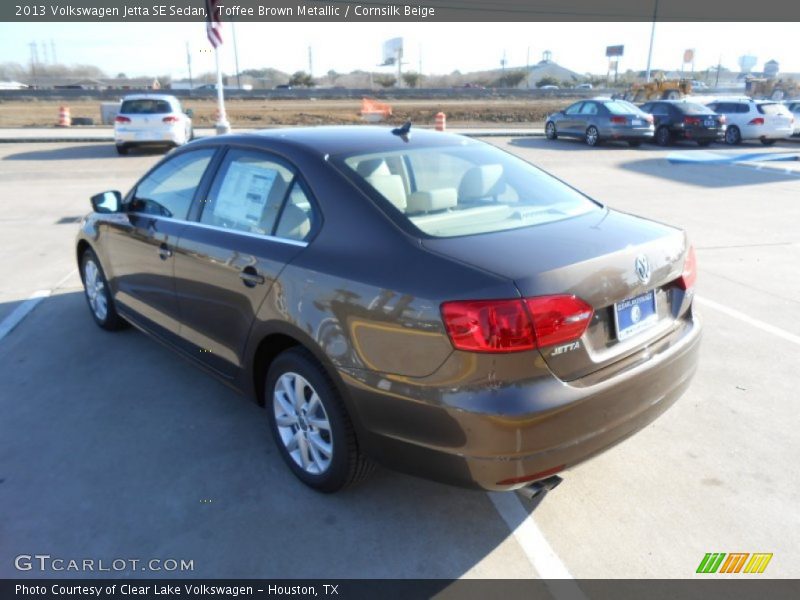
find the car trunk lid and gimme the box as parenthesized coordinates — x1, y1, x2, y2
(422, 209, 690, 381)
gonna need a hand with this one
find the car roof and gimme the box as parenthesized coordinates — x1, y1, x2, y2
(201, 125, 482, 157)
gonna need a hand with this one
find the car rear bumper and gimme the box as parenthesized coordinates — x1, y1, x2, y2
(342, 313, 701, 491)
(115, 127, 183, 145)
(601, 127, 655, 140)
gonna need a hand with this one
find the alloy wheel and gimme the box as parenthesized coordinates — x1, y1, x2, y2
(83, 259, 108, 321)
(545, 122, 556, 139)
(273, 372, 334, 475)
(585, 126, 599, 146)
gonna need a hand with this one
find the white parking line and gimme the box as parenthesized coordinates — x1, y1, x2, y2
(0, 270, 77, 343)
(489, 492, 587, 598)
(697, 296, 800, 347)
(0, 290, 51, 342)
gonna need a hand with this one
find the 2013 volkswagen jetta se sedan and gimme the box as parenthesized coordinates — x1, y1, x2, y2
(76, 126, 701, 493)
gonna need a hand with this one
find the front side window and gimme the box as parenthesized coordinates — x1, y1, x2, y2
(200, 149, 316, 242)
(130, 149, 215, 219)
(564, 102, 583, 115)
(338, 142, 599, 238)
(580, 102, 598, 115)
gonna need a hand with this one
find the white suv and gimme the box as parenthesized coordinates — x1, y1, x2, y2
(785, 100, 800, 136)
(705, 98, 793, 145)
(114, 94, 193, 155)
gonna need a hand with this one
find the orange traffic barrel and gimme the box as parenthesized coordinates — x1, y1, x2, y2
(58, 105, 71, 127)
(435, 112, 446, 132)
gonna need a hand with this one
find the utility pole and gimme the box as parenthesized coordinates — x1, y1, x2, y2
(29, 42, 38, 87)
(715, 55, 721, 87)
(186, 42, 193, 91)
(645, 0, 659, 82)
(50, 39, 57, 64)
(231, 21, 242, 89)
(500, 50, 507, 86)
(526, 46, 531, 88)
(308, 46, 313, 78)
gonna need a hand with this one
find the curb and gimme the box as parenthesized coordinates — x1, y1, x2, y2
(0, 129, 546, 144)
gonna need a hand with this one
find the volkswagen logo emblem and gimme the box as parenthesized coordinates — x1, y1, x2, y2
(634, 255, 651, 285)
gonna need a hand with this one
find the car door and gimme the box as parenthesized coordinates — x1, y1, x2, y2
(102, 147, 218, 337)
(577, 101, 600, 132)
(558, 102, 584, 135)
(173, 146, 318, 378)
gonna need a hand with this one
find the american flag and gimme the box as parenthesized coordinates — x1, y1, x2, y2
(205, 0, 223, 48)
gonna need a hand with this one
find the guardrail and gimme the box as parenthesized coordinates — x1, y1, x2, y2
(0, 87, 602, 102)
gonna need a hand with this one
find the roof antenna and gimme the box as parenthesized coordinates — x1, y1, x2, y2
(391, 120, 412, 142)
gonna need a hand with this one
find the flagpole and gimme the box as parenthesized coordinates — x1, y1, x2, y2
(214, 47, 230, 134)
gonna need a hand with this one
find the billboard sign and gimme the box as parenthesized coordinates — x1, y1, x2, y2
(382, 37, 403, 65)
(683, 48, 695, 63)
(606, 45, 624, 58)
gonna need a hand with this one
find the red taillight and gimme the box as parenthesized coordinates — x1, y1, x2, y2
(610, 116, 627, 124)
(748, 117, 765, 126)
(678, 245, 697, 291)
(162, 116, 179, 123)
(441, 299, 535, 353)
(525, 295, 594, 348)
(114, 115, 130, 123)
(645, 114, 654, 124)
(441, 295, 593, 353)
(684, 116, 701, 126)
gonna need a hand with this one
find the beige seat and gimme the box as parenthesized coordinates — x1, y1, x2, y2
(356, 159, 407, 212)
(407, 188, 458, 213)
(458, 164, 505, 202)
(274, 203, 311, 241)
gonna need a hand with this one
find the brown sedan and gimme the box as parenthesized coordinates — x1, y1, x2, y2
(76, 126, 701, 493)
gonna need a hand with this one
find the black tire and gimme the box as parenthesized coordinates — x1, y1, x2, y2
(115, 144, 128, 155)
(655, 126, 672, 147)
(80, 248, 126, 331)
(265, 348, 374, 492)
(545, 121, 557, 140)
(760, 138, 777, 146)
(697, 140, 713, 147)
(188, 126, 195, 141)
(725, 126, 742, 145)
(585, 126, 600, 147)
(628, 140, 642, 147)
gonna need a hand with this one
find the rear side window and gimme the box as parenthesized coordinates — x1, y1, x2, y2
(757, 103, 790, 116)
(130, 149, 215, 219)
(736, 103, 750, 113)
(200, 149, 316, 242)
(120, 99, 172, 114)
(338, 142, 599, 238)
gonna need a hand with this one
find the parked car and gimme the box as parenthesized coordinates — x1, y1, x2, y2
(77, 126, 701, 493)
(539, 85, 560, 90)
(546, 99, 655, 146)
(690, 80, 709, 91)
(576, 83, 594, 90)
(113, 94, 193, 155)
(784, 99, 800, 135)
(704, 98, 794, 145)
(639, 100, 726, 146)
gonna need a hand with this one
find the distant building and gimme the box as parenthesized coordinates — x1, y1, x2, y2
(520, 54, 582, 88)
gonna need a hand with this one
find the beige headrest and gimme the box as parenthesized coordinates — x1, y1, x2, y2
(357, 159, 391, 178)
(366, 174, 407, 211)
(407, 188, 458, 213)
(458, 164, 504, 201)
(274, 203, 310, 241)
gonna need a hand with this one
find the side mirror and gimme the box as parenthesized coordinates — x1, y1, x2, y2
(91, 190, 122, 213)
(185, 108, 194, 118)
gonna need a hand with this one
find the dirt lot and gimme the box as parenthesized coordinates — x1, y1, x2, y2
(0, 97, 574, 128)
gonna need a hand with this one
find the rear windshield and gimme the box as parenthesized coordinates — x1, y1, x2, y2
(679, 103, 715, 115)
(337, 142, 600, 238)
(603, 101, 640, 115)
(120, 99, 173, 115)
(757, 103, 790, 116)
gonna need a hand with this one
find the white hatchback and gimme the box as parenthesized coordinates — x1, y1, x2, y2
(785, 100, 800, 135)
(114, 94, 193, 155)
(705, 98, 794, 145)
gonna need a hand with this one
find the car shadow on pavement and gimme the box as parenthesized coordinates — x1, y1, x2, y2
(618, 157, 800, 188)
(507, 137, 658, 151)
(2, 144, 168, 161)
(0, 290, 536, 580)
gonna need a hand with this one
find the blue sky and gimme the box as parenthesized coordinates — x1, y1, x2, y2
(0, 22, 796, 79)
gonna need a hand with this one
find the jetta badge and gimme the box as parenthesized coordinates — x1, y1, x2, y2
(634, 255, 651, 285)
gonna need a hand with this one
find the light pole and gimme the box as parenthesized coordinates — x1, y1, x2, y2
(644, 0, 659, 82)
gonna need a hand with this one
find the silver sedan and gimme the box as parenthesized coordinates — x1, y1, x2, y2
(546, 99, 655, 147)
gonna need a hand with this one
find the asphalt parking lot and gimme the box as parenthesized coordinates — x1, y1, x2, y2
(1, 137, 798, 581)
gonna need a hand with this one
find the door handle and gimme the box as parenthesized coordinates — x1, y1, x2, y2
(158, 243, 172, 260)
(240, 266, 265, 287)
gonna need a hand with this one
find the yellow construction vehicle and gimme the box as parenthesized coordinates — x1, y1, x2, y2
(745, 78, 800, 101)
(623, 78, 693, 102)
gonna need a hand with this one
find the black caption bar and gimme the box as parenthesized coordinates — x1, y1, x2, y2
(4, 579, 800, 600)
(2, 0, 800, 22)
